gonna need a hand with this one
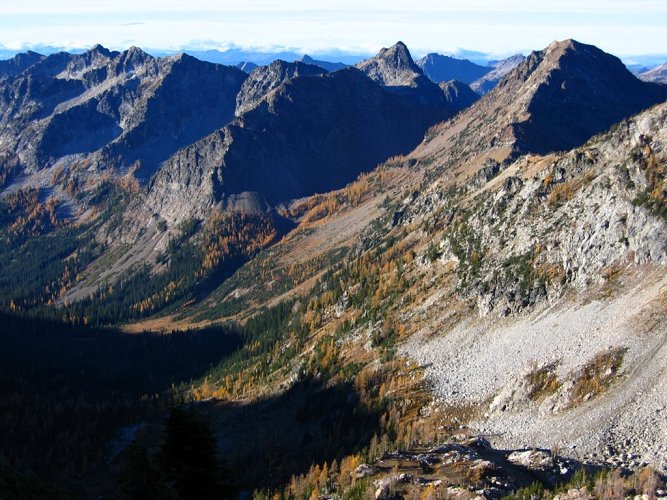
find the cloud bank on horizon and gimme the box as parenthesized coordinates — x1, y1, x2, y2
(0, 0, 665, 59)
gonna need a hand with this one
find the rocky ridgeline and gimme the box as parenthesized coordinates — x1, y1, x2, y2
(0, 46, 246, 181)
(235, 59, 327, 115)
(399, 101, 667, 317)
(412, 39, 667, 177)
(639, 62, 667, 84)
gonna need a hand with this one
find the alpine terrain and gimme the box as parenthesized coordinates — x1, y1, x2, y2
(0, 37, 666, 499)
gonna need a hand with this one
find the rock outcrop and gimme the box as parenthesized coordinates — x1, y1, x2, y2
(0, 46, 247, 179)
(235, 60, 327, 115)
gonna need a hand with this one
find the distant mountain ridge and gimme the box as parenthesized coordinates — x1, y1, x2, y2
(299, 55, 347, 72)
(416, 53, 491, 84)
(470, 54, 526, 94)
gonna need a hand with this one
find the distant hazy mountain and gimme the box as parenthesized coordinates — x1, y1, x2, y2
(470, 54, 526, 94)
(416, 53, 491, 84)
(299, 55, 347, 72)
(236, 61, 258, 73)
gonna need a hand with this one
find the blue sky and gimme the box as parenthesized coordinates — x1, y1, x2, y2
(0, 0, 665, 61)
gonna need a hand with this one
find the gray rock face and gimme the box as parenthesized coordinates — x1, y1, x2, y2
(402, 101, 667, 316)
(138, 66, 453, 229)
(0, 46, 247, 179)
(356, 41, 422, 87)
(416, 53, 491, 84)
(235, 60, 327, 116)
(356, 41, 448, 107)
(438, 80, 480, 111)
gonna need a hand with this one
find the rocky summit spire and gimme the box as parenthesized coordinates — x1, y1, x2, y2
(355, 41, 423, 87)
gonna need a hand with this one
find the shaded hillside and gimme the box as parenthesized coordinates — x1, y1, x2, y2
(141, 66, 451, 226)
(0, 50, 45, 78)
(439, 80, 480, 111)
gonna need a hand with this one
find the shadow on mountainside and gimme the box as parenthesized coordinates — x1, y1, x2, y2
(0, 312, 242, 479)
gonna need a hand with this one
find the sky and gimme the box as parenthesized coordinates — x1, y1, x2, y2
(0, 0, 665, 62)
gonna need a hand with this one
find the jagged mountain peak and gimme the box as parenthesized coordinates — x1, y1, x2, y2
(87, 44, 114, 58)
(376, 41, 418, 69)
(235, 59, 327, 115)
(355, 41, 423, 87)
(118, 45, 152, 67)
(414, 39, 667, 173)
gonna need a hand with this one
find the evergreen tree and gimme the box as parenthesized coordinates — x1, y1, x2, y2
(160, 407, 231, 500)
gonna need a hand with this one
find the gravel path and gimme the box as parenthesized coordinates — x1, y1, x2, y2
(400, 267, 667, 471)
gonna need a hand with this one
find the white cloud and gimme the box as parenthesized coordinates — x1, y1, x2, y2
(0, 1, 665, 57)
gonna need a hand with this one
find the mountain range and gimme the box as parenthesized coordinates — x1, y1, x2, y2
(0, 36, 666, 498)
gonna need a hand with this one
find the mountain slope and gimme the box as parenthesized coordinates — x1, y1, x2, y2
(414, 39, 667, 175)
(140, 67, 451, 227)
(416, 53, 491, 84)
(0, 46, 247, 180)
(0, 50, 45, 78)
(397, 100, 667, 469)
(438, 80, 480, 111)
(235, 60, 327, 115)
(639, 61, 667, 83)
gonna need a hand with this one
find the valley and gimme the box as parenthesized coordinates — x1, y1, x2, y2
(0, 36, 666, 499)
